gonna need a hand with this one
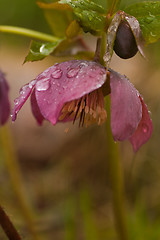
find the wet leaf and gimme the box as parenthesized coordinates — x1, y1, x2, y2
(59, 0, 106, 14)
(74, 9, 106, 34)
(124, 1, 160, 44)
(59, 0, 106, 34)
(24, 40, 62, 62)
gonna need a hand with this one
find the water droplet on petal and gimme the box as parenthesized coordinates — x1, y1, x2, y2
(29, 80, 36, 88)
(51, 69, 62, 79)
(14, 98, 20, 105)
(137, 91, 140, 97)
(19, 84, 29, 95)
(142, 123, 149, 133)
(36, 78, 50, 91)
(67, 67, 80, 78)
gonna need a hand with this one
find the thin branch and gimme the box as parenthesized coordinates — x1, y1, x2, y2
(0, 125, 41, 240)
(0, 205, 22, 240)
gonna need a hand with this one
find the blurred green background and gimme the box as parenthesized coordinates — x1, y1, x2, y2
(0, 0, 160, 240)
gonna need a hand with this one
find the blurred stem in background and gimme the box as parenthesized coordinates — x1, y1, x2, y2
(105, 96, 129, 240)
(107, 0, 121, 16)
(0, 204, 22, 240)
(0, 125, 42, 240)
(0, 25, 60, 42)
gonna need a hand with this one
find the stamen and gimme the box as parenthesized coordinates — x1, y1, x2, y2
(58, 88, 107, 127)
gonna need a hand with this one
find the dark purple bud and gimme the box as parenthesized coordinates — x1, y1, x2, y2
(113, 20, 138, 59)
(0, 71, 10, 125)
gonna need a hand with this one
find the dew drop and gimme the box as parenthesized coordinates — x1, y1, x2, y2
(51, 69, 62, 79)
(142, 123, 149, 134)
(19, 84, 29, 95)
(137, 91, 140, 97)
(14, 98, 20, 105)
(150, 32, 156, 37)
(36, 78, 50, 91)
(29, 80, 36, 89)
(67, 67, 80, 78)
(104, 52, 111, 64)
(40, 44, 45, 53)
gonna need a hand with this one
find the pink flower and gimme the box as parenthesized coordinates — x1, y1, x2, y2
(12, 60, 152, 151)
(0, 71, 10, 125)
(110, 69, 153, 152)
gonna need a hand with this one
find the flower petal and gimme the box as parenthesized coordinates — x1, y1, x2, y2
(129, 96, 153, 152)
(34, 60, 106, 125)
(12, 79, 36, 121)
(109, 69, 142, 141)
(31, 89, 44, 125)
(0, 71, 10, 125)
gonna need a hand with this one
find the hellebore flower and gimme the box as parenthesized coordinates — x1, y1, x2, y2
(12, 60, 152, 151)
(0, 70, 10, 125)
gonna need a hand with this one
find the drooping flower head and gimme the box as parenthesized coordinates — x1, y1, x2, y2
(12, 60, 152, 152)
(0, 70, 10, 125)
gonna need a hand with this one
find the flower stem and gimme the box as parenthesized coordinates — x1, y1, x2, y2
(0, 125, 41, 240)
(0, 25, 60, 42)
(0, 204, 22, 240)
(107, 0, 121, 16)
(94, 37, 102, 63)
(105, 96, 129, 240)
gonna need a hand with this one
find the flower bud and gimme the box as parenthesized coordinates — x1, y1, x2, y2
(113, 20, 138, 59)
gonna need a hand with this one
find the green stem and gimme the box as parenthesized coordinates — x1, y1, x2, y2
(100, 33, 106, 65)
(107, 0, 121, 16)
(105, 96, 129, 240)
(0, 25, 60, 42)
(0, 125, 41, 240)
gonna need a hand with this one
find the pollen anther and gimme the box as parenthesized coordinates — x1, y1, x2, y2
(59, 88, 107, 127)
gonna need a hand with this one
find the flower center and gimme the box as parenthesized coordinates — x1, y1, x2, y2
(59, 88, 107, 127)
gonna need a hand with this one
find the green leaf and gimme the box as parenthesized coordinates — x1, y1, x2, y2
(59, 0, 106, 34)
(124, 1, 160, 44)
(74, 9, 106, 33)
(24, 40, 62, 62)
(59, 0, 106, 14)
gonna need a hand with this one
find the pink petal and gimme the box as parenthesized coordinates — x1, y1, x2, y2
(30, 89, 44, 125)
(0, 71, 10, 125)
(34, 60, 106, 125)
(129, 96, 153, 152)
(109, 69, 142, 141)
(12, 79, 36, 121)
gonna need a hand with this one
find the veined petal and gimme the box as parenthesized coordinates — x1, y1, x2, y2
(35, 60, 106, 125)
(109, 69, 142, 141)
(129, 96, 153, 152)
(0, 71, 10, 125)
(12, 79, 36, 121)
(31, 89, 44, 125)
